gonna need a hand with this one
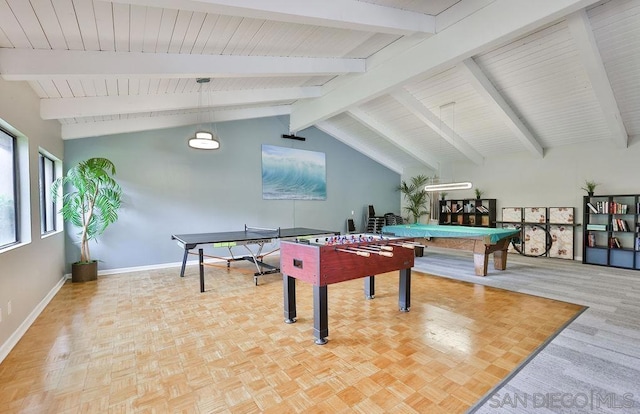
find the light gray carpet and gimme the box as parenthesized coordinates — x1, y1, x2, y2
(411, 248, 640, 413)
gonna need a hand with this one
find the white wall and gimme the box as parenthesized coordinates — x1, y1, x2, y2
(0, 79, 65, 360)
(62, 117, 402, 271)
(444, 138, 640, 258)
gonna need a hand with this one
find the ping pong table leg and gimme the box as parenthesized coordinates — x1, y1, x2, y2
(180, 247, 189, 277)
(398, 268, 411, 312)
(364, 276, 375, 299)
(199, 249, 205, 293)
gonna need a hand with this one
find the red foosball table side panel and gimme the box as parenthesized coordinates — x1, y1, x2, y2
(280, 242, 320, 284)
(280, 240, 415, 286)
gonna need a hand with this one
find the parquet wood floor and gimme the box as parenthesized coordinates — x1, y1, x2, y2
(0, 263, 584, 413)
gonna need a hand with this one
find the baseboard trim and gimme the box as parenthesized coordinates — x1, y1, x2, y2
(94, 257, 229, 277)
(0, 275, 67, 364)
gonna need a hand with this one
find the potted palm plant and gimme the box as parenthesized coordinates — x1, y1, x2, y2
(398, 175, 430, 224)
(52, 157, 122, 282)
(581, 180, 598, 196)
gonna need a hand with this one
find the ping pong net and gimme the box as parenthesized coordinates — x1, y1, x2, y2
(244, 225, 282, 238)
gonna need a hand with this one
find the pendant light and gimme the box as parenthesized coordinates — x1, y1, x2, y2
(188, 78, 220, 150)
(425, 102, 471, 192)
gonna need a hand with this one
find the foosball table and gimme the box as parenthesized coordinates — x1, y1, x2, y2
(280, 233, 421, 344)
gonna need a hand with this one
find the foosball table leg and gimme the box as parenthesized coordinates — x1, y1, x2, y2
(283, 275, 297, 324)
(313, 285, 328, 345)
(399, 268, 411, 312)
(364, 276, 375, 299)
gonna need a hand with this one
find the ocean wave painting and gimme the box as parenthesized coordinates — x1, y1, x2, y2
(262, 144, 326, 200)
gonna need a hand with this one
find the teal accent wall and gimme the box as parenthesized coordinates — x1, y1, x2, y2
(63, 116, 401, 271)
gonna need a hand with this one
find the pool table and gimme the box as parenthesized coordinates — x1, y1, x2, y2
(382, 224, 521, 276)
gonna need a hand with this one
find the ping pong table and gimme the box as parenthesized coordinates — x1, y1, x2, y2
(171, 226, 338, 292)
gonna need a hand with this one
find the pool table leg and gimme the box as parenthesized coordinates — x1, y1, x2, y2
(494, 248, 508, 270)
(473, 241, 489, 276)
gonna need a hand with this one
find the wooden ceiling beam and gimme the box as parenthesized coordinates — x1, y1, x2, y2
(459, 58, 544, 158)
(289, 0, 601, 132)
(61, 105, 291, 139)
(347, 108, 440, 171)
(97, 0, 435, 35)
(41, 87, 320, 119)
(566, 9, 628, 148)
(0, 49, 364, 81)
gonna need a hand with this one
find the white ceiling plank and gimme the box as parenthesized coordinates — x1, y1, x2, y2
(459, 58, 544, 158)
(566, 9, 628, 148)
(51, 0, 84, 50)
(53, 80, 74, 98)
(391, 89, 484, 166)
(94, 79, 108, 96)
(190, 12, 219, 54)
(31, 0, 68, 49)
(61, 104, 292, 139)
(141, 5, 163, 52)
(67, 79, 85, 96)
(112, 2, 130, 51)
(98, 0, 435, 36)
(315, 121, 404, 175)
(38, 80, 62, 98)
(7, 0, 50, 48)
(289, 0, 601, 132)
(41, 86, 321, 119)
(167, 10, 193, 53)
(94, 0, 115, 51)
(128, 4, 146, 52)
(179, 11, 207, 54)
(73, 0, 100, 50)
(347, 108, 439, 170)
(0, 0, 33, 48)
(156, 8, 179, 53)
(0, 49, 365, 80)
(105, 78, 118, 95)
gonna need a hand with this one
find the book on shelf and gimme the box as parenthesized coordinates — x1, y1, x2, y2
(586, 224, 607, 231)
(586, 202, 598, 214)
(609, 237, 621, 249)
(587, 232, 596, 247)
(594, 201, 628, 214)
(476, 205, 489, 213)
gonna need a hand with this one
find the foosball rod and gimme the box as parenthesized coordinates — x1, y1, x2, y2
(350, 246, 394, 257)
(335, 248, 370, 257)
(357, 245, 393, 254)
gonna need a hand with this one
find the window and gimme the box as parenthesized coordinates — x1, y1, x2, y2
(39, 152, 58, 234)
(0, 128, 18, 247)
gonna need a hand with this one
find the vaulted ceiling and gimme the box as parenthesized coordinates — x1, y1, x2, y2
(0, 0, 638, 174)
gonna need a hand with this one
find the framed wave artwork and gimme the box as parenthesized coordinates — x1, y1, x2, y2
(261, 144, 327, 200)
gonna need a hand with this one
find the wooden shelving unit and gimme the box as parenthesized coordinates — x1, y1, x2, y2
(439, 198, 496, 228)
(498, 207, 578, 260)
(583, 194, 640, 270)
